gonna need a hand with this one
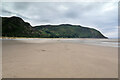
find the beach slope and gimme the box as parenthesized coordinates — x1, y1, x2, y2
(2, 39, 118, 78)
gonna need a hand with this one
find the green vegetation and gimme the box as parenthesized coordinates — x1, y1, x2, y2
(2, 16, 33, 37)
(2, 16, 107, 38)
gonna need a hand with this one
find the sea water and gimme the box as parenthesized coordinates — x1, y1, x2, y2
(1, 38, 119, 47)
(58, 39, 119, 47)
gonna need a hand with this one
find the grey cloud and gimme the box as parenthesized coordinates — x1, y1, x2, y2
(13, 2, 30, 10)
(2, 8, 30, 20)
(2, 9, 13, 14)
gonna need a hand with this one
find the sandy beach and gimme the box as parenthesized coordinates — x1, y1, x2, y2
(2, 39, 118, 78)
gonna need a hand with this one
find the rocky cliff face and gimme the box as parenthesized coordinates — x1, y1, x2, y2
(2, 16, 107, 38)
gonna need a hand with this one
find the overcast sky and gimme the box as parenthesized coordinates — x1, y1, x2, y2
(1, 2, 118, 38)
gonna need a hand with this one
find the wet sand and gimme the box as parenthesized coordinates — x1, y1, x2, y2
(2, 40, 118, 78)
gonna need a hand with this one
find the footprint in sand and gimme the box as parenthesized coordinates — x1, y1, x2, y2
(41, 49, 46, 51)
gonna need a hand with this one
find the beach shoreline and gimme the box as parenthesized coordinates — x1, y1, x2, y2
(2, 39, 118, 78)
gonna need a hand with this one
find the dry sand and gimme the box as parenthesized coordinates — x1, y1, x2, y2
(2, 40, 118, 78)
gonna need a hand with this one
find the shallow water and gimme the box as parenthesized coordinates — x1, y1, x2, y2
(1, 38, 119, 47)
(57, 39, 119, 47)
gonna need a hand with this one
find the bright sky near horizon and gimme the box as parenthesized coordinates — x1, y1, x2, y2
(1, 1, 118, 38)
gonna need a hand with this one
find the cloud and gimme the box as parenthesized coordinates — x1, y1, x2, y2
(104, 28, 118, 38)
(1, 2, 118, 38)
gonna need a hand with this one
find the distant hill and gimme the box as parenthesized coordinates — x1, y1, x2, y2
(2, 16, 108, 38)
(2, 16, 33, 37)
